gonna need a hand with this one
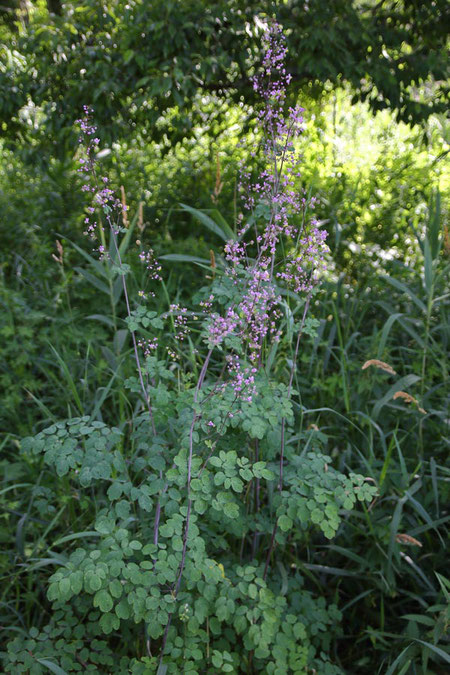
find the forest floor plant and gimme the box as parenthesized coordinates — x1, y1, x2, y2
(2, 23, 378, 674)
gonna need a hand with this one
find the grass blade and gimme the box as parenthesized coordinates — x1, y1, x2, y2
(75, 267, 110, 295)
(47, 344, 84, 415)
(372, 374, 421, 420)
(382, 275, 426, 313)
(160, 253, 212, 265)
(180, 203, 235, 241)
(61, 236, 108, 277)
(412, 639, 450, 664)
(36, 659, 70, 675)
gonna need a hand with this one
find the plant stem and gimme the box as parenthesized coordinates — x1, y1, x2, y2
(108, 219, 156, 435)
(264, 294, 311, 580)
(159, 349, 213, 664)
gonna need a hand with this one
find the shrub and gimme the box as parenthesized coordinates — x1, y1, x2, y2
(0, 22, 380, 674)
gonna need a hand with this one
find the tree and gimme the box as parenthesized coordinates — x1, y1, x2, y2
(0, 0, 448, 153)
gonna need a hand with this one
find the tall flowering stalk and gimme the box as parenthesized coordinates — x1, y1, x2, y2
(77, 20, 330, 667)
(157, 20, 329, 660)
(76, 107, 158, 436)
(206, 23, 327, 366)
(198, 22, 329, 581)
(204, 22, 328, 470)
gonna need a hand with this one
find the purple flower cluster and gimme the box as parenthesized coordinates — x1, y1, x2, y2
(241, 22, 307, 256)
(207, 306, 239, 347)
(138, 337, 158, 356)
(77, 107, 165, 298)
(75, 22, 329, 420)
(203, 21, 329, 403)
(168, 304, 191, 342)
(225, 355, 258, 402)
(139, 249, 162, 281)
(224, 240, 247, 266)
(277, 221, 329, 293)
(77, 106, 123, 253)
(76, 117, 161, 437)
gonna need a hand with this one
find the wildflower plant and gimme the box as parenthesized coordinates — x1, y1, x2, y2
(4, 22, 377, 675)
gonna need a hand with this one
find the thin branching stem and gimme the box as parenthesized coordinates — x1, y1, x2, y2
(263, 293, 312, 581)
(159, 348, 213, 663)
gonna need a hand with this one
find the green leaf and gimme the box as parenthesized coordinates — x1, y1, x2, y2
(115, 500, 131, 519)
(384, 645, 414, 675)
(278, 515, 293, 532)
(99, 612, 120, 634)
(109, 579, 123, 599)
(160, 523, 174, 537)
(59, 577, 71, 599)
(376, 311, 404, 358)
(248, 583, 258, 599)
(129, 540, 142, 550)
(53, 531, 100, 546)
(70, 571, 83, 595)
(172, 536, 184, 552)
(239, 467, 253, 481)
(94, 589, 114, 613)
(63, 237, 108, 278)
(423, 238, 433, 295)
(412, 639, 450, 664)
(74, 266, 110, 295)
(107, 482, 123, 500)
(211, 652, 223, 668)
(223, 502, 239, 519)
(231, 476, 243, 492)
(372, 374, 421, 420)
(311, 510, 324, 524)
(138, 493, 153, 512)
(382, 275, 426, 313)
(116, 599, 131, 620)
(159, 254, 210, 265)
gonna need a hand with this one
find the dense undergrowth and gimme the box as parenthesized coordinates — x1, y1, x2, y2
(0, 19, 449, 675)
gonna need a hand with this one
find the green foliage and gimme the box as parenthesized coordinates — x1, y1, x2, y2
(0, 7, 449, 673)
(2, 171, 449, 669)
(21, 418, 122, 483)
(1, 208, 448, 672)
(1, 0, 448, 151)
(279, 451, 377, 540)
(5, 400, 365, 673)
(0, 204, 379, 673)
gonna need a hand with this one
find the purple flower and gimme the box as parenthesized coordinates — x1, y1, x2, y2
(202, 21, 329, 403)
